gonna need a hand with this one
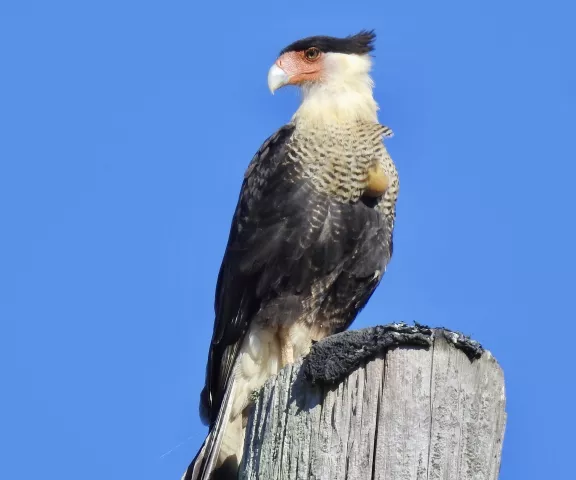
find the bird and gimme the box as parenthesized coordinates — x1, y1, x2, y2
(183, 29, 399, 480)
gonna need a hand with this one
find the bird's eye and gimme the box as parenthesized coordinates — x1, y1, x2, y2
(304, 47, 320, 61)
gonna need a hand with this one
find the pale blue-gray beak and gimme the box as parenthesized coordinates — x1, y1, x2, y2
(267, 64, 289, 94)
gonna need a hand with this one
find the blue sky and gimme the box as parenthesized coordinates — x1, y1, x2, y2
(1, 0, 575, 478)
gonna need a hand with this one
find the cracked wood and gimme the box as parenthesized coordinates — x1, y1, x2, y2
(239, 331, 506, 480)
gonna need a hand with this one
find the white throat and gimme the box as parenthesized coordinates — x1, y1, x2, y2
(293, 53, 379, 127)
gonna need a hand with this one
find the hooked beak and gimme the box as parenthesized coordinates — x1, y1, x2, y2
(267, 63, 289, 94)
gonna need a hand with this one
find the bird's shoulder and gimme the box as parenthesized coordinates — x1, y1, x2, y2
(243, 123, 295, 181)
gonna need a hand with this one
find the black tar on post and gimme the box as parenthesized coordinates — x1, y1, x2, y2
(303, 323, 485, 386)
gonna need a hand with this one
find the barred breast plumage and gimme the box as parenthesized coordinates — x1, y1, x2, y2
(288, 121, 398, 205)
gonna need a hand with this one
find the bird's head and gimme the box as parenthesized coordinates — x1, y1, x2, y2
(268, 30, 379, 125)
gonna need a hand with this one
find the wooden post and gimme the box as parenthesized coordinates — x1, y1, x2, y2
(240, 324, 506, 480)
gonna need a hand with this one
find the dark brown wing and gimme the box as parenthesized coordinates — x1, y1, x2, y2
(200, 124, 296, 425)
(200, 126, 393, 425)
(319, 196, 395, 333)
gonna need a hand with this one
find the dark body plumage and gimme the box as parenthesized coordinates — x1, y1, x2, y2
(187, 121, 398, 480)
(202, 120, 397, 426)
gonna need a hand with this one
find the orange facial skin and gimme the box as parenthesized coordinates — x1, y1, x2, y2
(275, 48, 324, 85)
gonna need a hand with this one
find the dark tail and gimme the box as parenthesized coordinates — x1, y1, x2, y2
(181, 378, 237, 480)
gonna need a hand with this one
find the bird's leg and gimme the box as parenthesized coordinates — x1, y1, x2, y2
(280, 339, 294, 367)
(278, 328, 295, 368)
(365, 163, 389, 197)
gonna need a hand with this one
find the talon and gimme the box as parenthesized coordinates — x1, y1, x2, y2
(365, 165, 389, 197)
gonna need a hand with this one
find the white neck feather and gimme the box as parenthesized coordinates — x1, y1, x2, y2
(293, 53, 379, 127)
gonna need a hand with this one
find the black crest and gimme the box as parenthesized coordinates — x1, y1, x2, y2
(279, 30, 376, 56)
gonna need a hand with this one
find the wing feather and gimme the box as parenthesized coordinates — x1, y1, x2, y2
(202, 125, 296, 423)
(201, 124, 394, 424)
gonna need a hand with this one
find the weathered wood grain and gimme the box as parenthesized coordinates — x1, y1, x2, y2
(240, 327, 506, 480)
